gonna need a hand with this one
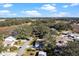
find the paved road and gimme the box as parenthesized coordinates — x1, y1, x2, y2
(16, 40, 31, 56)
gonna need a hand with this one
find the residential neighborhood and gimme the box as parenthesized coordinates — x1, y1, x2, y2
(0, 3, 79, 56)
(0, 17, 79, 56)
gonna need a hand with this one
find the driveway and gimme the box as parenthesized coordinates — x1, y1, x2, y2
(16, 40, 31, 56)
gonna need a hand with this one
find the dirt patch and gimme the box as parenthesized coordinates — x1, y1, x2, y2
(0, 26, 16, 35)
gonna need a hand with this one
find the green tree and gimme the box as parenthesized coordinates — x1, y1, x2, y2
(51, 22, 72, 31)
(54, 41, 79, 56)
(13, 25, 32, 39)
(32, 23, 50, 39)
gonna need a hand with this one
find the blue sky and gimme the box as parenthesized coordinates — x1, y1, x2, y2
(0, 3, 79, 17)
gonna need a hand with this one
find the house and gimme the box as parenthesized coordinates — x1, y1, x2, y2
(56, 32, 78, 47)
(3, 36, 16, 47)
(33, 39, 44, 50)
(33, 41, 44, 50)
(62, 31, 71, 35)
(56, 35, 69, 47)
(56, 40, 67, 47)
(37, 38, 45, 41)
(67, 33, 79, 41)
(38, 51, 47, 56)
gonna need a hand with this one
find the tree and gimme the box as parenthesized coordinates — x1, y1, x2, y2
(12, 25, 32, 39)
(0, 42, 7, 53)
(0, 34, 3, 41)
(50, 22, 72, 31)
(53, 41, 79, 56)
(43, 30, 56, 56)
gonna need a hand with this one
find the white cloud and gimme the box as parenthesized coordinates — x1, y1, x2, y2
(22, 10, 42, 17)
(58, 12, 69, 17)
(3, 4, 13, 8)
(70, 3, 79, 6)
(8, 13, 16, 16)
(52, 4, 56, 6)
(63, 3, 79, 8)
(41, 4, 56, 12)
(51, 12, 69, 17)
(0, 10, 16, 17)
(63, 5, 69, 8)
(0, 10, 10, 15)
(0, 10, 10, 13)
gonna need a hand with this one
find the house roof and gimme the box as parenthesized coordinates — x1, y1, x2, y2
(4, 36, 16, 41)
(38, 51, 47, 56)
(37, 39, 44, 41)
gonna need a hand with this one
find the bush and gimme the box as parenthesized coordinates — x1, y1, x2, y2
(10, 46, 17, 52)
(26, 48, 34, 51)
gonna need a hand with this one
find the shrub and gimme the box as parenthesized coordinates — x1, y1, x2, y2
(10, 46, 17, 52)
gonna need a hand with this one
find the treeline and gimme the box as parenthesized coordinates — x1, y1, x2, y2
(0, 19, 31, 27)
(0, 17, 79, 27)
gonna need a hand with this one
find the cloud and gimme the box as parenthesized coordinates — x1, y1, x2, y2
(3, 4, 13, 8)
(41, 4, 56, 12)
(63, 5, 69, 8)
(8, 13, 16, 16)
(0, 10, 10, 13)
(22, 10, 42, 17)
(0, 10, 16, 17)
(52, 4, 56, 6)
(70, 3, 79, 6)
(0, 10, 10, 15)
(57, 12, 69, 17)
(63, 3, 79, 8)
(51, 12, 69, 17)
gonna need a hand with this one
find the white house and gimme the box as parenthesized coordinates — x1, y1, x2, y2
(38, 51, 47, 56)
(3, 36, 16, 47)
(37, 38, 44, 41)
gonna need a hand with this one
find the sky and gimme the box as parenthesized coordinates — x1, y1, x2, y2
(0, 3, 79, 17)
